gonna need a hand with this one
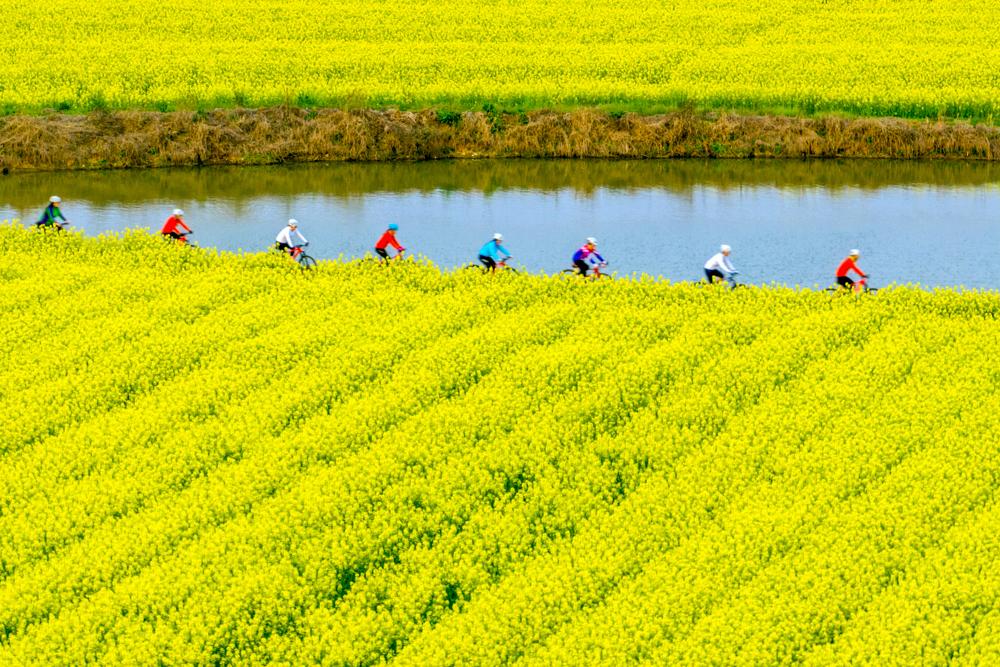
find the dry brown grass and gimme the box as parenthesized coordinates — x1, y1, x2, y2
(2, 107, 1000, 172)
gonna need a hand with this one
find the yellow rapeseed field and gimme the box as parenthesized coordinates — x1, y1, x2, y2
(2, 224, 1000, 663)
(3, 0, 1000, 117)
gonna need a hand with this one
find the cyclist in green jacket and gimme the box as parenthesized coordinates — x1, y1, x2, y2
(36, 196, 69, 230)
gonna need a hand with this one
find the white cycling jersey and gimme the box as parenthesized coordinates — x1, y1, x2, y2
(276, 226, 307, 246)
(704, 252, 736, 274)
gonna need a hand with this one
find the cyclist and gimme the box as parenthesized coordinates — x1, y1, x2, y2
(836, 249, 868, 290)
(704, 244, 737, 283)
(478, 233, 511, 271)
(160, 209, 192, 241)
(572, 237, 606, 276)
(36, 196, 68, 230)
(375, 223, 405, 261)
(275, 219, 308, 256)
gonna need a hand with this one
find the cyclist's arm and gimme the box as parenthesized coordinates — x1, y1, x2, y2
(295, 230, 308, 245)
(722, 256, 735, 274)
(497, 244, 511, 258)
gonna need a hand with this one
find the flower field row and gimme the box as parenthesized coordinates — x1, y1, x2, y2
(2, 225, 1000, 663)
(4, 0, 1000, 117)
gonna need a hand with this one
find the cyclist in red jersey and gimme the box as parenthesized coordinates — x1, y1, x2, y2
(161, 209, 192, 241)
(836, 249, 867, 289)
(375, 223, 405, 261)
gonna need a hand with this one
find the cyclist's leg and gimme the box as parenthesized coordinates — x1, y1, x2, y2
(479, 255, 496, 272)
(574, 259, 591, 276)
(705, 268, 724, 283)
(836, 276, 854, 290)
(375, 247, 389, 261)
(275, 242, 292, 256)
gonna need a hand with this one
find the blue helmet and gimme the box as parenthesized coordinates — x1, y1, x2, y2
(388, 223, 399, 231)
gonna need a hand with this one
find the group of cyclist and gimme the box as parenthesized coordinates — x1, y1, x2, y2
(33, 196, 870, 289)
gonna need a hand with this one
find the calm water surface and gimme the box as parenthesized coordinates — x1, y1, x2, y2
(2, 160, 1000, 288)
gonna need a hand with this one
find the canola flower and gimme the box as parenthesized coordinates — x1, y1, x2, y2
(3, 1, 1000, 118)
(2, 225, 1000, 664)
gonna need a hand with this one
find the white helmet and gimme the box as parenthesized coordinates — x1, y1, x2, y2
(288, 219, 299, 227)
(720, 244, 731, 252)
(49, 196, 61, 204)
(493, 233, 503, 241)
(850, 248, 860, 257)
(586, 237, 598, 245)
(173, 208, 184, 217)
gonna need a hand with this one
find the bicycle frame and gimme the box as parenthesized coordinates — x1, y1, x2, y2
(563, 260, 608, 279)
(379, 250, 404, 263)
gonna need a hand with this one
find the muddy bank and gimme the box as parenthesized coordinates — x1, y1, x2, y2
(2, 107, 999, 172)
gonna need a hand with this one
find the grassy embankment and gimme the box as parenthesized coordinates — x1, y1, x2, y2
(2, 225, 1000, 663)
(4, 107, 1000, 172)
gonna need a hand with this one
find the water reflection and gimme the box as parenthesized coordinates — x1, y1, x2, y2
(3, 159, 1000, 206)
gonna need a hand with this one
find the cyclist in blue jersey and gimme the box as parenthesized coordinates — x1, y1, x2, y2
(478, 233, 511, 271)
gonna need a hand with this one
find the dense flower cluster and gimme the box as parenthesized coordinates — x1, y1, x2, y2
(3, 1, 1000, 117)
(2, 226, 1000, 663)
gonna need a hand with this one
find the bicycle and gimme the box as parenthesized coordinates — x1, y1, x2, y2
(464, 258, 518, 274)
(706, 271, 742, 290)
(34, 220, 69, 232)
(164, 231, 196, 247)
(826, 275, 877, 295)
(278, 243, 316, 269)
(562, 261, 610, 280)
(376, 249, 405, 265)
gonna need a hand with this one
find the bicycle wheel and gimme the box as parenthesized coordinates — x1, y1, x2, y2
(298, 254, 317, 270)
(463, 264, 487, 273)
(560, 268, 580, 276)
(502, 266, 519, 274)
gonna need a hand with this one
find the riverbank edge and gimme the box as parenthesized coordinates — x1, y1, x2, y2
(2, 107, 999, 172)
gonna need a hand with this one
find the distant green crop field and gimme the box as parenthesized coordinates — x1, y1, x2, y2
(3, 226, 1000, 664)
(3, 0, 1000, 118)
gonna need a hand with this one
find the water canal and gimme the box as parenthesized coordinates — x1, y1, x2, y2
(3, 159, 1000, 288)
